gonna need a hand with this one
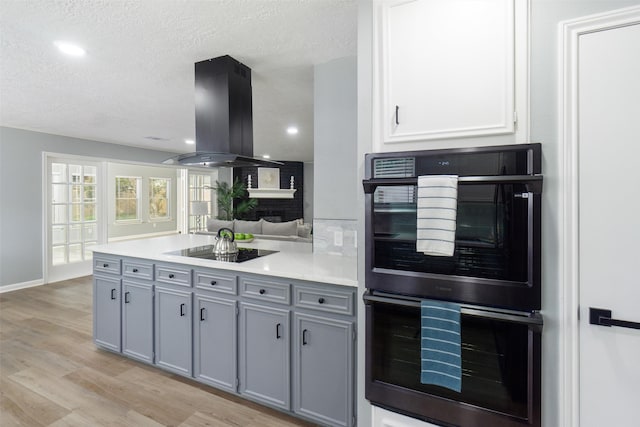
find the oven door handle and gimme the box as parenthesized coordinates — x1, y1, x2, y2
(363, 293, 543, 328)
(362, 175, 543, 194)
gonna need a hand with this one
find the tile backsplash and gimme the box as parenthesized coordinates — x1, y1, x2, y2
(312, 219, 357, 257)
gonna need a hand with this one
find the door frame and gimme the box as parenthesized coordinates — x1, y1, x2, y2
(42, 152, 108, 284)
(558, 6, 640, 427)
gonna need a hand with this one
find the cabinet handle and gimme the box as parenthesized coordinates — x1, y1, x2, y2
(132, 268, 138, 273)
(200, 307, 206, 321)
(318, 297, 325, 304)
(276, 323, 282, 339)
(124, 291, 130, 303)
(110, 288, 117, 300)
(259, 289, 266, 295)
(103, 263, 109, 268)
(302, 329, 308, 345)
(180, 303, 186, 316)
(169, 274, 175, 279)
(395, 105, 399, 125)
(210, 280, 217, 286)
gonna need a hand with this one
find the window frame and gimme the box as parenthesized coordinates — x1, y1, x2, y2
(114, 175, 142, 223)
(148, 176, 171, 222)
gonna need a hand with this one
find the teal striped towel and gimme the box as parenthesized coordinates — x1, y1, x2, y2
(420, 299, 462, 392)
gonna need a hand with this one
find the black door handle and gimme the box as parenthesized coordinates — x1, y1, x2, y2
(132, 268, 138, 273)
(395, 105, 399, 125)
(276, 323, 282, 339)
(302, 329, 308, 345)
(210, 280, 217, 286)
(318, 297, 325, 304)
(180, 303, 186, 316)
(110, 288, 117, 300)
(259, 289, 266, 295)
(169, 274, 175, 279)
(200, 307, 206, 321)
(124, 291, 130, 303)
(103, 263, 109, 268)
(590, 307, 640, 330)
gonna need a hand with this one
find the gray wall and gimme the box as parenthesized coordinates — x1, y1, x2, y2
(0, 126, 176, 287)
(314, 56, 358, 220)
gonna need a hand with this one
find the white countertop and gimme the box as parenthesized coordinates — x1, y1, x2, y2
(90, 234, 358, 287)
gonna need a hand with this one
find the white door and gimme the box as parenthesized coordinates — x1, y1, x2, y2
(46, 157, 104, 283)
(577, 19, 640, 427)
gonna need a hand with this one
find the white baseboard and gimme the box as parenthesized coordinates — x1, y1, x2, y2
(0, 278, 45, 294)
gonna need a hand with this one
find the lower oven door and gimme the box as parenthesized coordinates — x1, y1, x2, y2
(364, 292, 542, 427)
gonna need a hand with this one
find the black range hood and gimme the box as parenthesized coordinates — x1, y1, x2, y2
(164, 55, 282, 168)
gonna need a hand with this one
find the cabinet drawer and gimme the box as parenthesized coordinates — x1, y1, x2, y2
(123, 259, 154, 281)
(155, 264, 191, 287)
(94, 255, 121, 275)
(294, 286, 355, 316)
(240, 277, 290, 305)
(194, 269, 237, 295)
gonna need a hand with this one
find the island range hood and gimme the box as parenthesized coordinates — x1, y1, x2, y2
(164, 55, 282, 168)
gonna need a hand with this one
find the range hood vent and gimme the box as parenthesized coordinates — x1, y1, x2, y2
(164, 55, 282, 168)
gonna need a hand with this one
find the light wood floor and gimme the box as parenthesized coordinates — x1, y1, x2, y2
(0, 276, 315, 426)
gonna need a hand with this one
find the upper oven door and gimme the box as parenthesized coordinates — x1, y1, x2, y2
(363, 144, 542, 311)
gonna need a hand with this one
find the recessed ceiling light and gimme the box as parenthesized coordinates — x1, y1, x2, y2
(53, 41, 86, 57)
(185, 139, 195, 145)
(262, 154, 271, 159)
(286, 126, 299, 135)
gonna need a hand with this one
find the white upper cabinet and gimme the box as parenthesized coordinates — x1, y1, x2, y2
(374, 0, 528, 151)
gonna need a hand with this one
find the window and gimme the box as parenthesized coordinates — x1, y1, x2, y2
(115, 176, 140, 221)
(188, 172, 217, 233)
(49, 160, 100, 269)
(149, 177, 170, 220)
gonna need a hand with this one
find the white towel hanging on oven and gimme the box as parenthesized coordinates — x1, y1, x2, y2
(416, 175, 458, 256)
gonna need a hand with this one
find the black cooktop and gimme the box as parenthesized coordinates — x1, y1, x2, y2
(168, 245, 278, 263)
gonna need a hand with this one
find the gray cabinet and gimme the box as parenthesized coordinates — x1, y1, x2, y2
(154, 286, 192, 376)
(293, 312, 354, 427)
(194, 294, 237, 393)
(122, 279, 154, 363)
(93, 274, 121, 352)
(239, 302, 290, 410)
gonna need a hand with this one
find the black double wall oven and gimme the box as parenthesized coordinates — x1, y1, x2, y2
(363, 144, 543, 427)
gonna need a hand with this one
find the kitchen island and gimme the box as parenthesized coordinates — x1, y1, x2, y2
(91, 234, 357, 427)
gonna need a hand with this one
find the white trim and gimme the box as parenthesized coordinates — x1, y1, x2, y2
(558, 6, 640, 427)
(0, 279, 45, 294)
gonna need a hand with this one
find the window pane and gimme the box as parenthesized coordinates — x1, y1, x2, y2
(71, 185, 82, 203)
(70, 204, 82, 222)
(69, 165, 82, 183)
(84, 166, 96, 184)
(115, 177, 140, 221)
(68, 244, 82, 263)
(149, 178, 169, 219)
(84, 224, 97, 242)
(84, 185, 96, 202)
(52, 205, 67, 224)
(52, 183, 68, 203)
(84, 203, 96, 221)
(52, 163, 67, 183)
(52, 246, 66, 265)
(69, 224, 82, 243)
(52, 225, 66, 245)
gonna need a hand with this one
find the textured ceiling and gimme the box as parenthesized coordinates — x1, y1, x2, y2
(0, 0, 357, 162)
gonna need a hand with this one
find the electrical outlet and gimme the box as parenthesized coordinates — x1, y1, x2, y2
(334, 229, 343, 247)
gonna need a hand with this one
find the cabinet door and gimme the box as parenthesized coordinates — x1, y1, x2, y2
(380, 0, 515, 144)
(93, 275, 121, 352)
(239, 302, 290, 410)
(122, 280, 154, 364)
(194, 294, 237, 392)
(293, 313, 354, 427)
(154, 287, 192, 376)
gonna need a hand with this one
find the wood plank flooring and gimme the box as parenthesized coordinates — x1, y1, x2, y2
(0, 276, 315, 426)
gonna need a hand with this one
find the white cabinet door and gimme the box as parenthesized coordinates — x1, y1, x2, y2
(377, 0, 517, 148)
